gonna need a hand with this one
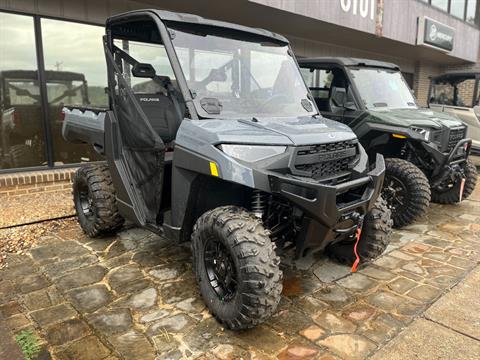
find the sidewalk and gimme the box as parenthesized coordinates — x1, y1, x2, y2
(372, 265, 480, 359)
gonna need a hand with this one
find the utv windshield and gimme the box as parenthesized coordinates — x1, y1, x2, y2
(168, 24, 316, 118)
(349, 68, 417, 110)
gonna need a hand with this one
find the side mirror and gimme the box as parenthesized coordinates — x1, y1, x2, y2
(132, 63, 156, 78)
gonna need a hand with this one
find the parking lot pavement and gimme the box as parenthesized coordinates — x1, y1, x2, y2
(1, 188, 479, 359)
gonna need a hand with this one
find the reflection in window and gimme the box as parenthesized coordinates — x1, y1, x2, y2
(466, 0, 479, 25)
(0, 13, 46, 169)
(42, 18, 106, 165)
(431, 0, 449, 11)
(450, 0, 466, 19)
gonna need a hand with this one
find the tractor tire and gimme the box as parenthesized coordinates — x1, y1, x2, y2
(73, 163, 124, 237)
(192, 206, 282, 330)
(326, 196, 393, 265)
(9, 144, 36, 168)
(382, 158, 431, 228)
(431, 159, 478, 204)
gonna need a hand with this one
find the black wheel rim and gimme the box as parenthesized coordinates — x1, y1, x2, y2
(77, 181, 94, 219)
(204, 238, 237, 302)
(382, 175, 408, 212)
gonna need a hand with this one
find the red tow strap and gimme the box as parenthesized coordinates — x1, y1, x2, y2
(459, 178, 466, 202)
(351, 223, 363, 273)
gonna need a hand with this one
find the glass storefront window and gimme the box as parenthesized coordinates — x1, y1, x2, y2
(0, 13, 46, 170)
(431, 0, 449, 12)
(466, 0, 479, 25)
(450, 0, 466, 19)
(41, 19, 106, 165)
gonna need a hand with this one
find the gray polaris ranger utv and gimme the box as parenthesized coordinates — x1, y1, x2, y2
(299, 58, 477, 228)
(63, 10, 391, 329)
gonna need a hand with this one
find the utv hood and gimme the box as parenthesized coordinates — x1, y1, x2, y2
(368, 108, 464, 129)
(179, 115, 356, 146)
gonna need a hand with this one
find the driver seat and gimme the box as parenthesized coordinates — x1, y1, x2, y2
(329, 71, 348, 114)
(133, 79, 186, 143)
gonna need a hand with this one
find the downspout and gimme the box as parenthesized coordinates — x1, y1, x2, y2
(375, 0, 384, 37)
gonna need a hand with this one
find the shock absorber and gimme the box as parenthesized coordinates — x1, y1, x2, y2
(251, 190, 267, 219)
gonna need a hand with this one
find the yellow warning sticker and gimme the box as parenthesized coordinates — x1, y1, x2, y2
(209, 162, 219, 177)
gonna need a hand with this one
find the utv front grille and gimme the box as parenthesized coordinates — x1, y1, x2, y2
(446, 127, 466, 153)
(292, 140, 358, 184)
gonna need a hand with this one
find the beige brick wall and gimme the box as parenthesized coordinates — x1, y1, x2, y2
(0, 168, 76, 197)
(413, 62, 443, 107)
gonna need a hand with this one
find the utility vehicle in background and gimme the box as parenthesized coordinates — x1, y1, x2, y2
(299, 58, 477, 227)
(0, 70, 94, 168)
(63, 10, 392, 330)
(428, 72, 480, 159)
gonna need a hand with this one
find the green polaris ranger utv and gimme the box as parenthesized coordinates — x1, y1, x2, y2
(299, 58, 478, 228)
(62, 11, 392, 329)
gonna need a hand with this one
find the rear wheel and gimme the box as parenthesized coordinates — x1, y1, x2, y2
(431, 159, 478, 204)
(382, 158, 431, 228)
(326, 196, 392, 265)
(9, 144, 36, 168)
(73, 163, 124, 237)
(192, 206, 282, 330)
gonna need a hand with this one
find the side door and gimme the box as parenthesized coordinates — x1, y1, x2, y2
(103, 14, 172, 228)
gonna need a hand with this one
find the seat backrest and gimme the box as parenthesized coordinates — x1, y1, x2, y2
(134, 93, 184, 143)
(314, 97, 330, 112)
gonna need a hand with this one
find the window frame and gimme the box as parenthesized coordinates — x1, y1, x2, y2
(419, 0, 479, 28)
(0, 9, 105, 174)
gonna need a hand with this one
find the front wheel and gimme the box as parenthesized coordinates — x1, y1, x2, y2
(192, 206, 282, 330)
(431, 159, 478, 204)
(326, 196, 393, 265)
(382, 158, 431, 228)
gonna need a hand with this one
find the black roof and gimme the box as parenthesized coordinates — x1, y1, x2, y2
(431, 71, 480, 82)
(107, 9, 288, 44)
(0, 70, 86, 82)
(298, 57, 400, 70)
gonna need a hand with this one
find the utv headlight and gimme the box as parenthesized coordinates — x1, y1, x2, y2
(219, 144, 286, 162)
(410, 127, 431, 141)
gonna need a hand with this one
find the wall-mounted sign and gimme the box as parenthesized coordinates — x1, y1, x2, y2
(340, 0, 375, 21)
(417, 16, 455, 52)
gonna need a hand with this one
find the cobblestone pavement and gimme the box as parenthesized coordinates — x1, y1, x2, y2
(1, 189, 479, 359)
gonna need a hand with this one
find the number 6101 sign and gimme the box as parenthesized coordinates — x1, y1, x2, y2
(340, 0, 375, 21)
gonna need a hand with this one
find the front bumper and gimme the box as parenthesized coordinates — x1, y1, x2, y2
(267, 154, 385, 256)
(422, 138, 472, 187)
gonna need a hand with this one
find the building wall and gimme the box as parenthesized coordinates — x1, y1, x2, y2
(382, 0, 480, 62)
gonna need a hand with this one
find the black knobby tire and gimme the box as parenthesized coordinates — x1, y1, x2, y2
(382, 158, 431, 228)
(73, 163, 124, 237)
(192, 206, 283, 330)
(9, 144, 36, 168)
(431, 159, 478, 204)
(326, 196, 393, 265)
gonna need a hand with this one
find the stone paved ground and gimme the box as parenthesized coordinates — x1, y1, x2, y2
(1, 186, 480, 359)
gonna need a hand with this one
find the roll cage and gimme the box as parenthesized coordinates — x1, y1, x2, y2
(104, 9, 292, 121)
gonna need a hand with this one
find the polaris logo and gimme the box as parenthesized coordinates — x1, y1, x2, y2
(318, 150, 348, 161)
(139, 97, 160, 102)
